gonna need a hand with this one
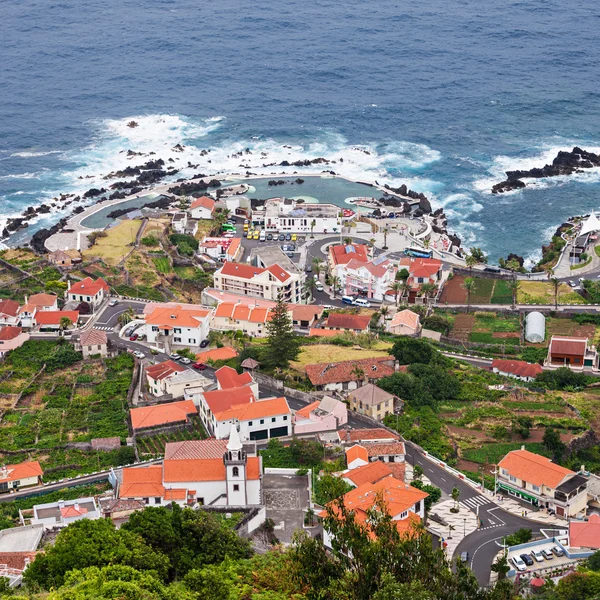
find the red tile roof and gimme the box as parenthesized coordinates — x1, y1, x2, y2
(549, 336, 588, 357)
(344, 461, 397, 487)
(0, 552, 37, 572)
(215, 366, 253, 390)
(408, 258, 442, 279)
(325, 313, 371, 331)
(145, 306, 210, 328)
(492, 359, 542, 379)
(215, 397, 290, 422)
(389, 309, 420, 330)
(130, 400, 197, 431)
(364, 442, 406, 457)
(570, 514, 600, 549)
(146, 360, 185, 381)
(345, 445, 369, 465)
(265, 264, 291, 282)
(0, 461, 43, 484)
(69, 277, 109, 296)
(163, 456, 261, 482)
(291, 305, 323, 323)
(28, 293, 58, 307)
(79, 329, 108, 347)
(195, 346, 239, 363)
(498, 449, 574, 488)
(120, 465, 165, 498)
(34, 310, 79, 326)
(338, 428, 400, 443)
(164, 438, 228, 460)
(305, 357, 395, 386)
(190, 196, 216, 211)
(330, 244, 369, 266)
(61, 504, 88, 518)
(0, 299, 20, 318)
(0, 326, 23, 341)
(226, 237, 242, 258)
(203, 386, 255, 415)
(220, 262, 266, 279)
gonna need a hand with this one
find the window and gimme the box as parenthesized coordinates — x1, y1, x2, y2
(198, 497, 204, 506)
(283, 416, 287, 421)
(188, 339, 196, 344)
(509, 475, 517, 483)
(532, 485, 540, 493)
(260, 419, 264, 425)
(152, 326, 159, 332)
(414, 500, 421, 513)
(174, 328, 182, 334)
(389, 456, 395, 463)
(174, 337, 181, 343)
(249, 421, 253, 426)
(154, 497, 161, 504)
(232, 467, 239, 477)
(400, 511, 408, 519)
(233, 484, 239, 492)
(144, 498, 149, 504)
(272, 417, 276, 422)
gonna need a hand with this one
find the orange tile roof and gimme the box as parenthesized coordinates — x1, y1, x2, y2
(195, 346, 239, 363)
(165, 438, 228, 460)
(163, 456, 261, 482)
(215, 397, 290, 422)
(248, 307, 270, 323)
(69, 277, 109, 296)
(28, 293, 58, 307)
(130, 400, 197, 431)
(0, 326, 23, 341)
(61, 505, 88, 518)
(570, 514, 600, 549)
(120, 465, 164, 498)
(215, 366, 253, 390)
(232, 304, 251, 321)
(330, 243, 369, 266)
(34, 310, 79, 326)
(203, 386, 255, 415)
(346, 445, 368, 465)
(146, 360, 185, 381)
(190, 196, 216, 211)
(214, 303, 235, 318)
(0, 300, 20, 318)
(492, 359, 542, 379)
(409, 258, 441, 278)
(390, 309, 420, 330)
(498, 449, 575, 488)
(0, 461, 43, 484)
(325, 313, 371, 331)
(220, 262, 265, 279)
(309, 328, 343, 338)
(291, 305, 324, 322)
(79, 329, 108, 347)
(145, 305, 210, 328)
(265, 264, 291, 282)
(364, 442, 406, 457)
(343, 461, 396, 487)
(294, 400, 320, 420)
(164, 489, 187, 501)
(226, 237, 241, 257)
(305, 357, 395, 386)
(338, 428, 399, 443)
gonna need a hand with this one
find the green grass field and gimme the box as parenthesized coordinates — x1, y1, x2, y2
(463, 441, 550, 465)
(152, 256, 171, 274)
(470, 278, 495, 303)
(490, 279, 514, 304)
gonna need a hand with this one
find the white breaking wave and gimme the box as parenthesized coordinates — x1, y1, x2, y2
(9, 150, 64, 158)
(0, 172, 45, 180)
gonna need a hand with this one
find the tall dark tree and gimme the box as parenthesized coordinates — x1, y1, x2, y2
(263, 295, 301, 369)
(543, 426, 566, 462)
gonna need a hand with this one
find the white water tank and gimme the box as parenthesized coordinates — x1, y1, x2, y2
(525, 311, 545, 343)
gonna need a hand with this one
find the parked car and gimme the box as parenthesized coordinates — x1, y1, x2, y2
(531, 549, 545, 563)
(124, 327, 135, 337)
(278, 233, 286, 241)
(286, 252, 294, 258)
(108, 299, 118, 307)
(192, 362, 207, 370)
(354, 298, 372, 308)
(129, 334, 138, 341)
(460, 552, 469, 563)
(322, 305, 335, 310)
(243, 230, 249, 237)
(169, 353, 181, 361)
(180, 357, 191, 365)
(223, 232, 235, 238)
(315, 282, 324, 292)
(291, 234, 297, 241)
(541, 548, 554, 560)
(520, 554, 534, 567)
(266, 233, 273, 240)
(252, 230, 260, 240)
(552, 546, 564, 557)
(200, 339, 210, 348)
(568, 280, 576, 287)
(285, 233, 292, 241)
(133, 350, 145, 359)
(511, 555, 527, 572)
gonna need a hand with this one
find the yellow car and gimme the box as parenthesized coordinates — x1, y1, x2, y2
(243, 224, 249, 231)
(253, 230, 260, 240)
(291, 234, 297, 241)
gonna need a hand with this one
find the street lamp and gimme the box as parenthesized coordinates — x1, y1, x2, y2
(463, 518, 466, 537)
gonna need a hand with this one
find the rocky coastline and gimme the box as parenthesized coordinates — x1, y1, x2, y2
(491, 147, 600, 194)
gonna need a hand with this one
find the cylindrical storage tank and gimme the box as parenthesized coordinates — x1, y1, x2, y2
(525, 311, 545, 343)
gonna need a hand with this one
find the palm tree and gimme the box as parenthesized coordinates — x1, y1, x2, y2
(343, 236, 353, 245)
(390, 281, 403, 306)
(59, 316, 72, 333)
(420, 282, 436, 298)
(379, 305, 389, 319)
(463, 277, 476, 313)
(465, 254, 477, 273)
(382, 227, 390, 250)
(551, 277, 560, 309)
(508, 278, 520, 308)
(423, 238, 430, 250)
(369, 237, 376, 247)
(118, 307, 135, 326)
(331, 275, 341, 298)
(351, 366, 365, 386)
(451, 487, 461, 511)
(312, 257, 324, 276)
(310, 219, 316, 238)
(303, 278, 316, 301)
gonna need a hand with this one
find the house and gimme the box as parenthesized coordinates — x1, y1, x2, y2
(387, 309, 421, 336)
(345, 445, 369, 470)
(250, 245, 300, 274)
(34, 310, 79, 331)
(569, 514, 600, 549)
(395, 257, 443, 303)
(213, 262, 305, 305)
(171, 211, 189, 234)
(30, 497, 100, 529)
(546, 336, 598, 370)
(323, 313, 371, 334)
(189, 196, 216, 220)
(0, 300, 20, 327)
(212, 302, 274, 337)
(305, 356, 396, 392)
(0, 524, 43, 588)
(319, 477, 428, 550)
(119, 429, 262, 506)
(492, 359, 543, 382)
(198, 237, 242, 262)
(67, 277, 110, 308)
(290, 305, 324, 329)
(264, 197, 353, 234)
(78, 329, 108, 358)
(0, 327, 30, 358)
(341, 460, 406, 488)
(336, 258, 397, 302)
(497, 447, 588, 519)
(328, 243, 370, 271)
(195, 346, 239, 364)
(48, 249, 81, 267)
(0, 461, 43, 493)
(19, 293, 59, 328)
(130, 399, 198, 433)
(338, 428, 400, 445)
(345, 442, 406, 469)
(98, 497, 146, 522)
(145, 360, 210, 398)
(346, 383, 400, 421)
(142, 303, 212, 349)
(293, 396, 348, 435)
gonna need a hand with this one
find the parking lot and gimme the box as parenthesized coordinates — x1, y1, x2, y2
(507, 540, 578, 577)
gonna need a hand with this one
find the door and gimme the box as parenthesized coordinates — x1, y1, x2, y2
(269, 426, 288, 438)
(250, 429, 268, 441)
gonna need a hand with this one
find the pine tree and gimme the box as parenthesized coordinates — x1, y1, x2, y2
(264, 295, 301, 370)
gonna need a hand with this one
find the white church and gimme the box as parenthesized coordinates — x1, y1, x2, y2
(119, 427, 262, 507)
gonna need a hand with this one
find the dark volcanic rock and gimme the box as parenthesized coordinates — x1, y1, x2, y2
(30, 217, 69, 253)
(418, 197, 432, 213)
(168, 179, 221, 196)
(136, 169, 167, 185)
(105, 195, 173, 219)
(83, 188, 106, 199)
(492, 147, 600, 193)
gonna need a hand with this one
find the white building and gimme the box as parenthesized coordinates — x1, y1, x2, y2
(336, 258, 397, 302)
(19, 293, 59, 328)
(0, 300, 21, 327)
(67, 277, 110, 308)
(213, 262, 305, 304)
(171, 212, 188, 234)
(119, 431, 262, 507)
(188, 196, 216, 220)
(263, 197, 353, 234)
(146, 359, 211, 398)
(78, 329, 108, 358)
(29, 497, 100, 529)
(141, 303, 212, 349)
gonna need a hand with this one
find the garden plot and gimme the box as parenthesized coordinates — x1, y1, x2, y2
(468, 313, 521, 345)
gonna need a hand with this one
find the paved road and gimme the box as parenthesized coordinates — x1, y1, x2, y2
(404, 441, 545, 584)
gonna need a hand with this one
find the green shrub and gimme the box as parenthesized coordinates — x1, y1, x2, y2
(141, 235, 160, 247)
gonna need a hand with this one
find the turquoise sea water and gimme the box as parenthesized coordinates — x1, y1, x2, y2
(2, 0, 600, 265)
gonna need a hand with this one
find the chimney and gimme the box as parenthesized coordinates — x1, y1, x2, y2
(74, 502, 79, 511)
(58, 500, 65, 509)
(581, 465, 586, 473)
(521, 445, 525, 451)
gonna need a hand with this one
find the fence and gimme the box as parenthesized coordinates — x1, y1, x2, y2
(252, 372, 320, 404)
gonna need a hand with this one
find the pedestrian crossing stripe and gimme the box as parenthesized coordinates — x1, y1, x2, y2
(460, 496, 492, 510)
(94, 326, 113, 331)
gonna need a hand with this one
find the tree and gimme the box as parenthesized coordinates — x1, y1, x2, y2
(379, 305, 389, 318)
(343, 236, 353, 245)
(551, 277, 560, 309)
(543, 426, 566, 462)
(465, 254, 477, 273)
(586, 550, 600, 572)
(369, 237, 376, 247)
(420, 282, 436, 299)
(396, 268, 410, 282)
(508, 278, 519, 308)
(490, 553, 510, 581)
(463, 277, 476, 312)
(76, 301, 91, 315)
(310, 219, 316, 238)
(469, 247, 487, 264)
(390, 281, 404, 306)
(263, 295, 301, 369)
(59, 316, 72, 331)
(45, 280, 68, 295)
(390, 337, 435, 366)
(312, 257, 324, 276)
(413, 465, 424, 481)
(382, 227, 390, 250)
(303, 277, 317, 302)
(331, 275, 341, 297)
(451, 487, 460, 511)
(351, 365, 365, 384)
(314, 474, 353, 506)
(504, 528, 531, 546)
(118, 307, 135, 325)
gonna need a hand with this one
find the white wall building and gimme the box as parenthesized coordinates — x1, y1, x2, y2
(30, 497, 100, 529)
(141, 303, 212, 349)
(67, 277, 110, 308)
(188, 196, 216, 220)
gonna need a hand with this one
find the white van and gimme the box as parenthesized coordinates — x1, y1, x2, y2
(354, 298, 371, 308)
(315, 282, 324, 292)
(259, 230, 266, 242)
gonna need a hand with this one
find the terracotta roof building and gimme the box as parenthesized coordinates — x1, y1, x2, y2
(195, 346, 239, 363)
(342, 460, 406, 487)
(0, 461, 43, 491)
(324, 312, 371, 333)
(130, 399, 198, 432)
(0, 299, 21, 326)
(345, 441, 405, 470)
(34, 310, 79, 329)
(189, 196, 216, 219)
(338, 428, 400, 444)
(387, 309, 421, 336)
(141, 303, 212, 349)
(546, 336, 598, 370)
(347, 383, 400, 421)
(329, 243, 369, 267)
(569, 514, 600, 549)
(492, 359, 543, 382)
(305, 356, 396, 391)
(67, 277, 110, 308)
(0, 326, 29, 358)
(78, 328, 108, 358)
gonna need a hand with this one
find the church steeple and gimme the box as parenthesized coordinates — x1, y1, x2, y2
(227, 424, 243, 452)
(224, 424, 247, 505)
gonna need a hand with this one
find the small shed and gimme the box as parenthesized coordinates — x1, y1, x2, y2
(525, 311, 545, 343)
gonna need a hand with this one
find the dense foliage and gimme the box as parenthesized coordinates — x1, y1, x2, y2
(263, 296, 301, 369)
(536, 367, 590, 390)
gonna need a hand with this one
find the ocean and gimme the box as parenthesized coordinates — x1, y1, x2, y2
(2, 0, 600, 265)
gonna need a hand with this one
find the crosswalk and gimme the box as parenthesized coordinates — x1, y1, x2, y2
(460, 495, 492, 511)
(480, 524, 504, 531)
(93, 326, 113, 331)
